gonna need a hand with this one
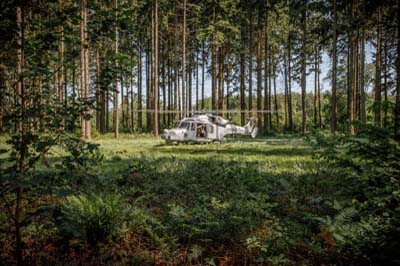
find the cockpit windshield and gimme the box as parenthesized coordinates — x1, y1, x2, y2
(178, 121, 190, 130)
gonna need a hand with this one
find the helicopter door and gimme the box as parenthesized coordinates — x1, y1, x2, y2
(207, 124, 215, 139)
(196, 123, 207, 139)
(186, 122, 196, 140)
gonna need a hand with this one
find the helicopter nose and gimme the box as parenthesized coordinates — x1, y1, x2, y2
(162, 129, 169, 139)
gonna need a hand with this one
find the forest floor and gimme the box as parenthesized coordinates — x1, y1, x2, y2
(2, 134, 375, 265)
(94, 134, 312, 177)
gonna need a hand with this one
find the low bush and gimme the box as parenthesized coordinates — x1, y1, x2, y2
(310, 125, 400, 264)
(59, 193, 151, 246)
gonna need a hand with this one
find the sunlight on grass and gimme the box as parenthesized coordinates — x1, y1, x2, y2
(91, 134, 313, 178)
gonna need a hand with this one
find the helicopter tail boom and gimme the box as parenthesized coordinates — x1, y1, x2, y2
(223, 118, 258, 138)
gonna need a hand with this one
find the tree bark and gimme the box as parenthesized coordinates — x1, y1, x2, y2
(81, 0, 90, 139)
(96, 48, 101, 131)
(114, 0, 119, 138)
(153, 0, 159, 137)
(130, 47, 134, 130)
(182, 0, 187, 117)
(211, 43, 217, 111)
(283, 50, 289, 129)
(264, 7, 269, 132)
(240, 42, 245, 125)
(202, 43, 205, 110)
(196, 51, 199, 110)
(167, 42, 172, 126)
(374, 7, 382, 126)
(287, 33, 293, 131)
(218, 47, 224, 115)
(257, 26, 263, 130)
(146, 40, 151, 131)
(273, 55, 279, 129)
(162, 48, 166, 126)
(138, 45, 142, 130)
(15, 3, 25, 265)
(383, 30, 388, 128)
(314, 44, 318, 128)
(360, 27, 366, 123)
(318, 52, 322, 128)
(301, 1, 307, 135)
(248, 17, 253, 117)
(395, 0, 400, 139)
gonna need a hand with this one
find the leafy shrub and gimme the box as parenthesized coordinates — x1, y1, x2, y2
(310, 125, 400, 264)
(60, 193, 150, 246)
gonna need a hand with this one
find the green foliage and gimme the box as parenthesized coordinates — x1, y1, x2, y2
(60, 193, 152, 246)
(122, 155, 277, 246)
(2, 133, 398, 265)
(310, 125, 400, 264)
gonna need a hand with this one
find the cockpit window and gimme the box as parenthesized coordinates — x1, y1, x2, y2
(178, 122, 190, 129)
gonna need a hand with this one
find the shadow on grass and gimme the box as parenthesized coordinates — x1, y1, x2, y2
(153, 146, 312, 158)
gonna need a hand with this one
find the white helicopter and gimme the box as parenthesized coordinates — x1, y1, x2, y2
(162, 114, 258, 144)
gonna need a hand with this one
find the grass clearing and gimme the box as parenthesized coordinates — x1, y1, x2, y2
(4, 133, 394, 265)
(93, 134, 312, 178)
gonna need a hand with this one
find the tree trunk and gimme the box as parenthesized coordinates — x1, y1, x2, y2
(153, 0, 159, 137)
(146, 41, 151, 131)
(395, 0, 400, 139)
(100, 54, 106, 134)
(96, 49, 101, 131)
(138, 45, 142, 131)
(264, 9, 269, 132)
(162, 49, 166, 126)
(283, 50, 289, 129)
(226, 56, 231, 113)
(240, 34, 246, 125)
(174, 42, 178, 120)
(268, 46, 272, 130)
(347, 34, 352, 132)
(314, 44, 318, 128)
(58, 1, 65, 103)
(114, 0, 119, 138)
(130, 48, 134, 130)
(301, 2, 307, 135)
(352, 29, 358, 134)
(182, 0, 187, 117)
(331, 0, 337, 133)
(218, 47, 224, 115)
(273, 55, 279, 129)
(0, 67, 4, 134)
(81, 0, 90, 139)
(121, 74, 125, 129)
(15, 3, 25, 265)
(317, 51, 322, 128)
(287, 33, 293, 131)
(360, 27, 366, 123)
(257, 27, 263, 130)
(211, 43, 217, 111)
(106, 86, 109, 132)
(188, 50, 193, 114)
(248, 17, 253, 117)
(383, 30, 388, 128)
(202, 43, 205, 110)
(196, 51, 199, 110)
(374, 7, 382, 126)
(167, 43, 172, 126)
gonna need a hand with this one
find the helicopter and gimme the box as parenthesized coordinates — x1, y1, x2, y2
(162, 114, 258, 144)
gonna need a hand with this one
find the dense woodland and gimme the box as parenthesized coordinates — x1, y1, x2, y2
(1, 0, 400, 265)
(0, 0, 399, 137)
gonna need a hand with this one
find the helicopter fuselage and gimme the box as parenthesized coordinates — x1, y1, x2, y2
(162, 115, 257, 144)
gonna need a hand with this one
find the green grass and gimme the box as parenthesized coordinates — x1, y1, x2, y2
(0, 134, 327, 264)
(2, 132, 397, 265)
(92, 134, 312, 176)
